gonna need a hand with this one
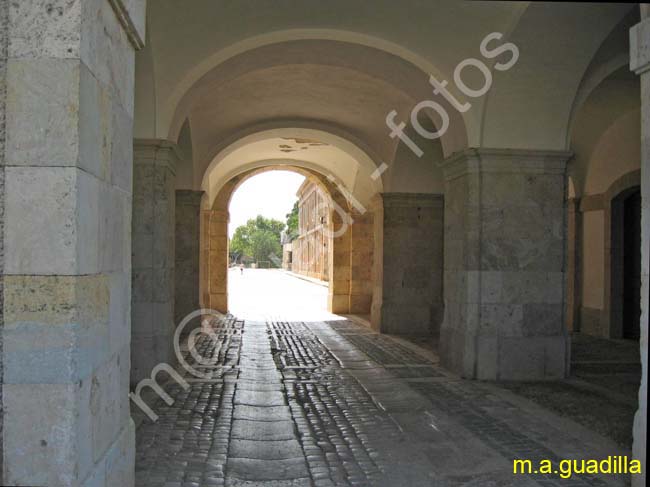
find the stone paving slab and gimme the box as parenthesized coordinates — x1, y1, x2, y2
(234, 389, 286, 406)
(233, 405, 292, 422)
(229, 439, 304, 460)
(231, 379, 285, 392)
(225, 478, 312, 487)
(231, 419, 297, 441)
(227, 457, 309, 481)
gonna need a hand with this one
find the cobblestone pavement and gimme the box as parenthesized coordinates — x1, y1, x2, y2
(134, 316, 631, 487)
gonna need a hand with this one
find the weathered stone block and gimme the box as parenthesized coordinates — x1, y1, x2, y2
(104, 419, 136, 487)
(3, 383, 79, 486)
(4, 166, 103, 274)
(80, 0, 135, 116)
(3, 274, 109, 327)
(8, 1, 82, 59)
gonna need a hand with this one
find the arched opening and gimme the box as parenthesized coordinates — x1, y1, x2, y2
(611, 186, 641, 340)
(200, 164, 378, 321)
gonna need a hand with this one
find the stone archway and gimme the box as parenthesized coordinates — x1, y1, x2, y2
(199, 165, 376, 317)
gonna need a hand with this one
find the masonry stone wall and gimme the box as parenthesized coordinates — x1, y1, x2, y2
(379, 193, 443, 335)
(0, 1, 145, 485)
(175, 190, 203, 326)
(132, 140, 177, 384)
(439, 149, 571, 381)
(630, 11, 649, 485)
(0, 0, 8, 475)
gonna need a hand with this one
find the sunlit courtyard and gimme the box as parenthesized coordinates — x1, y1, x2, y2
(228, 268, 340, 322)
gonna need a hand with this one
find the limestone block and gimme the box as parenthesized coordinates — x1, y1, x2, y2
(3, 274, 109, 327)
(99, 185, 130, 273)
(80, 0, 135, 115)
(349, 279, 373, 296)
(133, 163, 154, 203)
(5, 58, 79, 167)
(521, 303, 564, 336)
(78, 61, 111, 181)
(90, 358, 121, 463)
(132, 232, 153, 268)
(108, 271, 131, 354)
(104, 420, 136, 487)
(131, 268, 153, 302)
(328, 293, 349, 314)
(630, 16, 650, 74)
(81, 462, 106, 487)
(152, 233, 174, 269)
(2, 321, 109, 384)
(131, 302, 153, 337)
(8, 0, 81, 59)
(381, 303, 430, 335)
(480, 304, 523, 336)
(350, 294, 372, 314)
(130, 336, 157, 384)
(476, 334, 498, 380)
(110, 99, 134, 191)
(209, 234, 229, 253)
(498, 336, 567, 380)
(209, 292, 227, 313)
(3, 383, 79, 486)
(4, 166, 104, 274)
(152, 302, 174, 337)
(118, 344, 132, 428)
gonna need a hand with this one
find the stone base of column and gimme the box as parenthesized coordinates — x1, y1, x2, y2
(209, 292, 228, 313)
(440, 327, 569, 380)
(329, 292, 350, 314)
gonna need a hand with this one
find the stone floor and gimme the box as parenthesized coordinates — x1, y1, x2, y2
(134, 271, 633, 486)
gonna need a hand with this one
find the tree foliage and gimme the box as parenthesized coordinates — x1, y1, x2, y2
(285, 201, 299, 240)
(230, 215, 285, 266)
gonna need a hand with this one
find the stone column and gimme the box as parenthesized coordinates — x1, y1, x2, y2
(630, 10, 649, 485)
(328, 205, 351, 314)
(379, 193, 444, 335)
(1, 1, 145, 485)
(175, 190, 203, 326)
(349, 210, 374, 314)
(0, 1, 8, 477)
(131, 140, 177, 384)
(566, 197, 581, 332)
(203, 208, 229, 313)
(439, 149, 571, 380)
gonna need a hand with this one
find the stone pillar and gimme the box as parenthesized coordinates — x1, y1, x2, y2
(439, 148, 571, 380)
(630, 11, 649, 485)
(203, 208, 229, 313)
(328, 205, 351, 314)
(566, 197, 581, 332)
(0, 0, 8, 477)
(349, 210, 374, 314)
(175, 190, 203, 326)
(131, 140, 177, 384)
(1, 1, 145, 485)
(379, 193, 444, 335)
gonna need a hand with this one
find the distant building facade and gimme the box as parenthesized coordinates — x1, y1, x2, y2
(291, 180, 329, 281)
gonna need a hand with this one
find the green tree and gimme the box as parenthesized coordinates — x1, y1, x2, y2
(285, 201, 299, 240)
(229, 215, 284, 266)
